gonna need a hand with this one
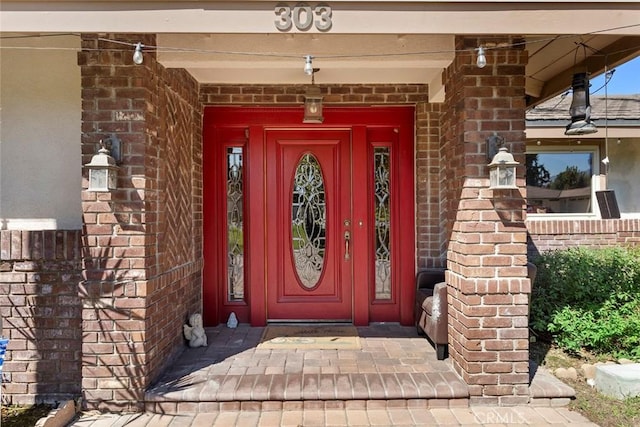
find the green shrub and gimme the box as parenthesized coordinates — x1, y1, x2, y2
(530, 246, 640, 359)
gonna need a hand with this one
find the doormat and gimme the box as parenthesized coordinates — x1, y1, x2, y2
(258, 325, 361, 350)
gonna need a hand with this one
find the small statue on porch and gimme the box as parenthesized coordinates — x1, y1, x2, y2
(183, 313, 207, 348)
(227, 312, 238, 328)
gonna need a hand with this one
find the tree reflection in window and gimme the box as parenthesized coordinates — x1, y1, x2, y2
(526, 151, 594, 214)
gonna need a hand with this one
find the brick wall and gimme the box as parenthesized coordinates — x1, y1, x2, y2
(79, 33, 202, 411)
(417, 103, 446, 268)
(200, 84, 445, 268)
(527, 218, 640, 256)
(0, 230, 82, 405)
(148, 65, 203, 383)
(442, 36, 531, 405)
(200, 84, 428, 105)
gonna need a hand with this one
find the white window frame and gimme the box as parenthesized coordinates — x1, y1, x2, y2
(525, 144, 602, 220)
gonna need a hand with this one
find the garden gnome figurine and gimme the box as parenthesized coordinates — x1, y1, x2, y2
(183, 313, 207, 348)
(227, 312, 238, 328)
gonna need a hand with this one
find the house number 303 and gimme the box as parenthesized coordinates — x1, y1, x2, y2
(274, 3, 332, 31)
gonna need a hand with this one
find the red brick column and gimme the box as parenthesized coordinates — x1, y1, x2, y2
(442, 37, 531, 405)
(78, 34, 202, 411)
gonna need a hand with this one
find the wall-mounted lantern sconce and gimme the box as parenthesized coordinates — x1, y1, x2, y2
(488, 147, 519, 190)
(565, 72, 597, 136)
(84, 135, 121, 192)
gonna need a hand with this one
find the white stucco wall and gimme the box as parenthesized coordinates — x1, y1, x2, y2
(607, 137, 640, 216)
(0, 34, 82, 230)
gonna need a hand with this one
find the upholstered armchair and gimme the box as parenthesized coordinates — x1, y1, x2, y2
(414, 269, 448, 360)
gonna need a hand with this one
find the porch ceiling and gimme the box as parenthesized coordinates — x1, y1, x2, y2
(526, 34, 640, 106)
(156, 34, 454, 101)
(157, 33, 640, 106)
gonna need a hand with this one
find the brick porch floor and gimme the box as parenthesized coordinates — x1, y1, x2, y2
(145, 324, 574, 414)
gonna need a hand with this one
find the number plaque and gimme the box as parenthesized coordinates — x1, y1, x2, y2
(275, 3, 332, 32)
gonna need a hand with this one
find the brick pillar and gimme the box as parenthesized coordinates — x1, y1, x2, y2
(442, 37, 531, 405)
(78, 33, 157, 411)
(78, 33, 202, 411)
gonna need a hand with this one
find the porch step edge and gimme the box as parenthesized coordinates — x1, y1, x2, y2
(146, 372, 470, 404)
(529, 361, 576, 406)
(144, 398, 471, 415)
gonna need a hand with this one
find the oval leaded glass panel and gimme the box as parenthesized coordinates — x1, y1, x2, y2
(291, 153, 326, 289)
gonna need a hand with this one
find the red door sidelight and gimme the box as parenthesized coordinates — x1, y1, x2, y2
(203, 107, 415, 326)
(265, 129, 352, 321)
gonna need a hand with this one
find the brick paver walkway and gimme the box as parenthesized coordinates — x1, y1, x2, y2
(72, 405, 598, 426)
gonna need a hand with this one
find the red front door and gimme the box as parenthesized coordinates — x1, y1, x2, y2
(203, 107, 415, 327)
(265, 129, 352, 321)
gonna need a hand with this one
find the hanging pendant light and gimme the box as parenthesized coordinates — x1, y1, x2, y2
(303, 59, 323, 123)
(303, 85, 323, 123)
(565, 72, 597, 136)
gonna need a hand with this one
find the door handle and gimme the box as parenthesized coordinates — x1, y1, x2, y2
(344, 230, 351, 260)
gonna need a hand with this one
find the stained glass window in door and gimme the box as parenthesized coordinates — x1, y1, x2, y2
(374, 147, 391, 300)
(227, 147, 244, 301)
(291, 154, 326, 289)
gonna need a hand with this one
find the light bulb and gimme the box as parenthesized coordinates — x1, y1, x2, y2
(304, 55, 314, 75)
(133, 43, 144, 65)
(602, 157, 610, 165)
(476, 47, 487, 69)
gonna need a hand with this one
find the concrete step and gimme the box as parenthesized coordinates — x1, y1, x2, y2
(595, 363, 640, 400)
